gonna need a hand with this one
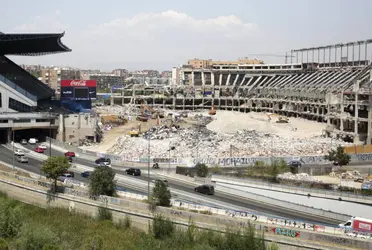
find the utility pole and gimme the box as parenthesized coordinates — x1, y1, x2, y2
(147, 137, 150, 198)
(49, 107, 52, 157)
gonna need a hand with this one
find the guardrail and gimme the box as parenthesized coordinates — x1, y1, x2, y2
(212, 175, 372, 202)
(216, 183, 350, 222)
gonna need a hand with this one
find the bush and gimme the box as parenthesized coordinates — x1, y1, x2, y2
(0, 200, 23, 238)
(195, 163, 209, 177)
(116, 215, 131, 229)
(82, 235, 104, 250)
(89, 165, 117, 197)
(0, 238, 8, 250)
(15, 224, 59, 250)
(151, 180, 171, 207)
(42, 245, 61, 250)
(152, 214, 174, 239)
(97, 206, 112, 221)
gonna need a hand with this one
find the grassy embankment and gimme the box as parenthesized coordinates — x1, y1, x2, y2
(0, 192, 279, 250)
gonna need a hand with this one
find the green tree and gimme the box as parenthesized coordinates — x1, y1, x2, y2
(0, 238, 8, 250)
(324, 145, 351, 167)
(41, 156, 70, 191)
(195, 163, 208, 177)
(152, 180, 171, 207)
(0, 201, 23, 238)
(89, 166, 117, 197)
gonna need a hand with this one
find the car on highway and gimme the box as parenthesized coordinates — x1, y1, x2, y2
(28, 138, 38, 144)
(34, 147, 45, 153)
(16, 155, 28, 163)
(125, 168, 141, 176)
(152, 179, 168, 187)
(64, 151, 76, 157)
(38, 144, 47, 150)
(62, 171, 74, 178)
(95, 157, 111, 166)
(81, 171, 91, 178)
(14, 149, 25, 156)
(115, 187, 126, 192)
(194, 184, 215, 195)
(20, 139, 27, 145)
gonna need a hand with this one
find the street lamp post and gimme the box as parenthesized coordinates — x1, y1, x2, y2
(49, 107, 52, 158)
(168, 145, 175, 174)
(147, 136, 150, 198)
(12, 118, 19, 169)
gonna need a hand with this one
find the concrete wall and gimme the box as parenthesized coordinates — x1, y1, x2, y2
(0, 80, 37, 111)
(57, 113, 97, 143)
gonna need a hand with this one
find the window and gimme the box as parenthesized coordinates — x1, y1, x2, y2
(8, 97, 31, 112)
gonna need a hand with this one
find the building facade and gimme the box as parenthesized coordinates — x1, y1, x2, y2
(41, 68, 81, 93)
(188, 57, 264, 69)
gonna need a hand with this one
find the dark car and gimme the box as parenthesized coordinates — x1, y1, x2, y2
(64, 171, 75, 178)
(95, 157, 111, 165)
(125, 168, 141, 176)
(66, 156, 73, 162)
(194, 185, 215, 195)
(81, 171, 91, 178)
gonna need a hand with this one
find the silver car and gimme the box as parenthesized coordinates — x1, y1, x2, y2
(16, 155, 28, 163)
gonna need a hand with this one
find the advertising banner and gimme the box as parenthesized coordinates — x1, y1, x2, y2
(60, 80, 97, 100)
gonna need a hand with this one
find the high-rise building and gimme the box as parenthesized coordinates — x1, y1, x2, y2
(41, 68, 80, 93)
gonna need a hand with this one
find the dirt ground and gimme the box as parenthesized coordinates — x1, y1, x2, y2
(82, 117, 178, 153)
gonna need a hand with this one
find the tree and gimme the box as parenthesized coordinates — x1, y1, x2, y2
(324, 145, 350, 167)
(152, 181, 171, 207)
(89, 166, 117, 197)
(195, 163, 208, 177)
(41, 156, 70, 192)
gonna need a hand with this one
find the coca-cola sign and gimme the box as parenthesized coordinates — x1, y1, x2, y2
(61, 80, 97, 87)
(70, 80, 87, 87)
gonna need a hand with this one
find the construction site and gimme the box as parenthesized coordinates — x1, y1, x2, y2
(83, 39, 372, 167)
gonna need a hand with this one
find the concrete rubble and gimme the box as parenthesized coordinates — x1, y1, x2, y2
(277, 173, 323, 183)
(107, 124, 353, 159)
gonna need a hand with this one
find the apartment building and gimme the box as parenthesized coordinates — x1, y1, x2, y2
(41, 68, 81, 92)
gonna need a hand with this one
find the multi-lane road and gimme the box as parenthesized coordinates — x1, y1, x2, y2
(1, 144, 343, 225)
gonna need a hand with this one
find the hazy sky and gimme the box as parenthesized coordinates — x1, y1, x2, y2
(2, 0, 372, 71)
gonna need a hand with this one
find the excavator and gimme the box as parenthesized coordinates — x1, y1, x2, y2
(136, 104, 151, 122)
(208, 105, 216, 115)
(128, 123, 142, 137)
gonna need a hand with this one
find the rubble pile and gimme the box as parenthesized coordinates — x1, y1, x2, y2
(107, 125, 352, 159)
(277, 173, 323, 183)
(94, 104, 139, 116)
(329, 170, 363, 180)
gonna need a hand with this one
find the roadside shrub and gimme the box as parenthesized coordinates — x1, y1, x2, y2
(97, 206, 112, 221)
(42, 245, 61, 250)
(195, 163, 209, 177)
(152, 214, 174, 239)
(15, 224, 59, 250)
(116, 215, 131, 229)
(0, 200, 23, 238)
(82, 235, 103, 250)
(0, 238, 8, 250)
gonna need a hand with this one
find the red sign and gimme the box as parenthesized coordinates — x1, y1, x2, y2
(61, 80, 97, 87)
(353, 220, 372, 232)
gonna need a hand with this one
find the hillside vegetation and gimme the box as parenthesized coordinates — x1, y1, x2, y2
(0, 192, 279, 250)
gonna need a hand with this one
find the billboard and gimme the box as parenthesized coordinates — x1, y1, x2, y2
(60, 80, 97, 100)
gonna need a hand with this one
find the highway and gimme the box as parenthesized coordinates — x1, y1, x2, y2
(5, 144, 342, 225)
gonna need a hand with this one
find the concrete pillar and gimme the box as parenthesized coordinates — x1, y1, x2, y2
(340, 93, 344, 132)
(201, 72, 205, 86)
(226, 73, 231, 86)
(368, 94, 372, 144)
(219, 74, 222, 86)
(211, 73, 215, 86)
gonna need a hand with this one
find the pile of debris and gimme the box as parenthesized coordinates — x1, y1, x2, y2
(277, 173, 323, 183)
(329, 170, 363, 180)
(107, 125, 353, 159)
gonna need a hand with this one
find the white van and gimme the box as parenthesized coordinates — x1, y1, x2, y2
(28, 138, 38, 144)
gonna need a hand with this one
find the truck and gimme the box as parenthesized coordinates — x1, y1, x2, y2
(339, 217, 372, 232)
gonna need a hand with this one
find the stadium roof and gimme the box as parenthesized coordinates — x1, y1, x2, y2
(0, 32, 71, 56)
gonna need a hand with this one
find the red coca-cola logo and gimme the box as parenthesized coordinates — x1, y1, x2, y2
(70, 80, 87, 87)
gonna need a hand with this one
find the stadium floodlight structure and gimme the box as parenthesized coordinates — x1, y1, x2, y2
(290, 39, 372, 67)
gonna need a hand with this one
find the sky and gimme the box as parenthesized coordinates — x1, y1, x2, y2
(2, 0, 372, 71)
